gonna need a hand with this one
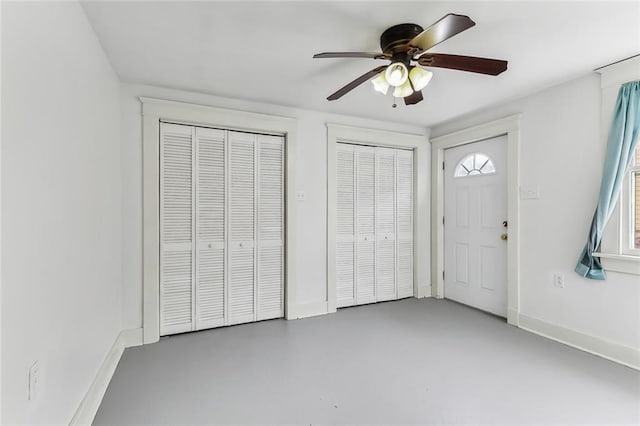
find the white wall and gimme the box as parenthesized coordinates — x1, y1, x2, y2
(121, 84, 429, 329)
(1, 2, 122, 424)
(432, 74, 640, 351)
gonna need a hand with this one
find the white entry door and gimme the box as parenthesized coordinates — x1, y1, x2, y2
(444, 136, 507, 317)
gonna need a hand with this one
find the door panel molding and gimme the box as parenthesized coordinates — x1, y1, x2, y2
(431, 114, 521, 326)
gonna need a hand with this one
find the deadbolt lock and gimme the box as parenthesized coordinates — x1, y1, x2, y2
(502, 220, 508, 228)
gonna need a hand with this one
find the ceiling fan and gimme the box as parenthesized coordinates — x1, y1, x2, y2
(313, 13, 508, 106)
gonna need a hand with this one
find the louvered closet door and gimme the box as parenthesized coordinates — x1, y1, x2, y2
(228, 131, 256, 325)
(257, 135, 284, 320)
(376, 148, 396, 302)
(195, 127, 226, 330)
(336, 144, 356, 307)
(160, 123, 195, 335)
(356, 146, 376, 305)
(396, 149, 414, 298)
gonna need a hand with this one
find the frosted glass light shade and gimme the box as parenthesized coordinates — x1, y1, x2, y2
(393, 80, 413, 98)
(409, 67, 433, 91)
(384, 62, 409, 87)
(371, 72, 390, 95)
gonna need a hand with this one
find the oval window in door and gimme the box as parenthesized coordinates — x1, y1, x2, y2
(453, 153, 496, 177)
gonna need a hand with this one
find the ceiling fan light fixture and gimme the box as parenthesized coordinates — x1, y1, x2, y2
(371, 72, 390, 95)
(409, 67, 433, 91)
(393, 80, 413, 98)
(384, 62, 409, 87)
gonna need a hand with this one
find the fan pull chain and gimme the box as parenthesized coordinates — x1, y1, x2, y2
(392, 97, 397, 108)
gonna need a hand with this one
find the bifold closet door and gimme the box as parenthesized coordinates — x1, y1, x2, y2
(228, 131, 256, 325)
(356, 146, 376, 305)
(227, 131, 285, 325)
(160, 123, 284, 335)
(376, 148, 396, 302)
(160, 123, 195, 336)
(257, 135, 285, 320)
(195, 127, 226, 329)
(334, 143, 414, 309)
(396, 150, 414, 298)
(335, 144, 356, 308)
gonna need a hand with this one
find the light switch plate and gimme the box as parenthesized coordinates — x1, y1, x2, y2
(519, 185, 540, 200)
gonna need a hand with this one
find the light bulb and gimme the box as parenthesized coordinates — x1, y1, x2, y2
(393, 80, 413, 98)
(409, 67, 433, 91)
(384, 62, 408, 87)
(371, 72, 389, 95)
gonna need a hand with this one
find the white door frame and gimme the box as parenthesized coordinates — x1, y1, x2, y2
(327, 123, 430, 314)
(141, 97, 297, 344)
(431, 115, 521, 325)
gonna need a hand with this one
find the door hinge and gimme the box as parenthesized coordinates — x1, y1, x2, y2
(442, 161, 445, 170)
(443, 270, 445, 280)
(442, 216, 445, 225)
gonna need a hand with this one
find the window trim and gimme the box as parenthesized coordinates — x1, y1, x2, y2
(620, 159, 640, 256)
(593, 55, 640, 275)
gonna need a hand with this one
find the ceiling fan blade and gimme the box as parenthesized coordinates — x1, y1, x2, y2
(314, 52, 389, 60)
(404, 90, 424, 105)
(418, 54, 508, 75)
(409, 14, 475, 52)
(327, 65, 388, 101)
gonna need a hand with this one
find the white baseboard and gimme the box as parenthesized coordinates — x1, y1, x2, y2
(70, 328, 144, 425)
(416, 285, 431, 299)
(288, 301, 328, 319)
(518, 314, 639, 371)
(120, 327, 144, 348)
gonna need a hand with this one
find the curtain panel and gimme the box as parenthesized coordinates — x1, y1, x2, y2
(576, 80, 640, 280)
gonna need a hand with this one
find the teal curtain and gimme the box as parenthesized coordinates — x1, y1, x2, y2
(576, 81, 640, 280)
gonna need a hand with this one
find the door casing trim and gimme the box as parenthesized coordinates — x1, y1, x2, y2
(326, 123, 430, 313)
(431, 115, 521, 325)
(141, 97, 297, 344)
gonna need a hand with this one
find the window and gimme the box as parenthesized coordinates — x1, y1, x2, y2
(453, 153, 496, 177)
(593, 56, 640, 275)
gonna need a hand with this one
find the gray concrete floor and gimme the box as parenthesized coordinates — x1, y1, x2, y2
(94, 298, 640, 425)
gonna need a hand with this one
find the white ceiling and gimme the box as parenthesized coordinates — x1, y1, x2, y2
(81, 1, 640, 128)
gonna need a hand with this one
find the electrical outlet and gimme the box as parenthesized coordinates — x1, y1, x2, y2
(553, 273, 565, 288)
(296, 190, 306, 201)
(29, 361, 40, 401)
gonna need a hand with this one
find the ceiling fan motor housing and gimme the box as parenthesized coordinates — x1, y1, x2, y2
(380, 23, 424, 55)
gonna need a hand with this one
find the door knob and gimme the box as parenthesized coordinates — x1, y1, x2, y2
(501, 233, 508, 241)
